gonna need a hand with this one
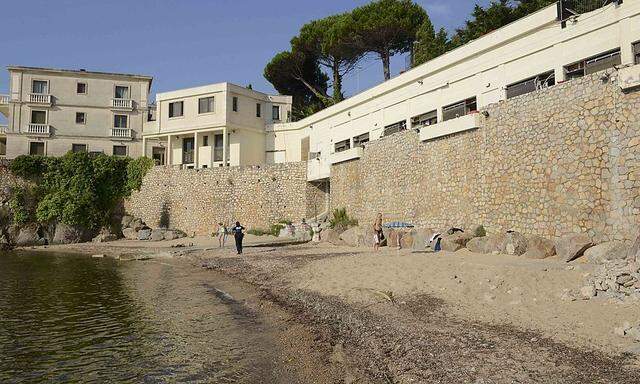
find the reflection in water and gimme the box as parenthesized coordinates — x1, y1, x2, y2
(0, 251, 281, 383)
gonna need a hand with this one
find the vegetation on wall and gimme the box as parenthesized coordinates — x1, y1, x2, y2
(8, 153, 154, 229)
(329, 208, 358, 232)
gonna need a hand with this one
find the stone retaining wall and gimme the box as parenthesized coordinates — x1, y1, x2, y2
(331, 70, 640, 242)
(125, 162, 315, 235)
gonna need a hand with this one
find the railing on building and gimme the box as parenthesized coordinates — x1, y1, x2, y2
(111, 98, 134, 110)
(28, 93, 52, 105)
(27, 124, 50, 136)
(183, 150, 194, 164)
(0, 95, 9, 104)
(0, 125, 7, 134)
(558, 0, 622, 24)
(213, 147, 224, 162)
(110, 128, 133, 139)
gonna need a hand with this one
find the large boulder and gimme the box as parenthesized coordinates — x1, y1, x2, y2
(15, 224, 45, 246)
(523, 236, 556, 259)
(411, 229, 436, 251)
(440, 232, 473, 252)
(321, 228, 344, 246)
(555, 233, 594, 262)
(387, 229, 403, 248)
(130, 218, 145, 232)
(52, 223, 90, 245)
(501, 231, 528, 256)
(122, 227, 138, 240)
(584, 241, 629, 264)
(137, 228, 152, 241)
(339, 226, 362, 247)
(164, 229, 186, 241)
(627, 232, 640, 263)
(466, 234, 504, 254)
(92, 227, 119, 243)
(121, 215, 134, 229)
(400, 230, 416, 249)
(150, 228, 166, 242)
(279, 225, 295, 238)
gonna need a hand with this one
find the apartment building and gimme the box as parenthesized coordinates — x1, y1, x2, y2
(142, 82, 293, 168)
(0, 66, 152, 158)
(275, 1, 640, 181)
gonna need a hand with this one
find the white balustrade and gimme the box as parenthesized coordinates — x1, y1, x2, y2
(0, 95, 9, 104)
(28, 93, 52, 104)
(27, 124, 50, 135)
(110, 128, 132, 138)
(111, 98, 133, 109)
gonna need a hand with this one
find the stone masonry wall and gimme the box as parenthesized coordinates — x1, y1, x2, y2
(331, 70, 640, 242)
(125, 162, 313, 235)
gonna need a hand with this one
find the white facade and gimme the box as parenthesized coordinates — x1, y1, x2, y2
(274, 1, 640, 181)
(142, 83, 293, 168)
(0, 67, 152, 159)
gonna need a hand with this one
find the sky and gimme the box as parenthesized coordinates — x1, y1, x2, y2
(0, 0, 492, 119)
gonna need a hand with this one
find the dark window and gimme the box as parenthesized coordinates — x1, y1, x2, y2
(29, 142, 45, 155)
(203, 135, 209, 146)
(634, 41, 640, 65)
(114, 86, 129, 99)
(565, 49, 621, 80)
(198, 97, 214, 114)
(114, 114, 128, 128)
(31, 110, 46, 124)
(32, 80, 47, 94)
(411, 110, 438, 128)
(256, 103, 261, 117)
(353, 132, 369, 147)
(383, 120, 407, 136)
(113, 145, 127, 156)
(232, 96, 238, 112)
(214, 134, 224, 162)
(71, 144, 87, 153)
(506, 71, 555, 99)
(334, 139, 351, 153)
(272, 105, 280, 120)
(75, 112, 86, 124)
(169, 101, 183, 118)
(442, 97, 477, 121)
(77, 82, 87, 94)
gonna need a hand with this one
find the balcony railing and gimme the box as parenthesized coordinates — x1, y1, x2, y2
(27, 123, 50, 136)
(0, 125, 7, 134)
(330, 146, 364, 165)
(110, 128, 133, 139)
(183, 150, 194, 164)
(111, 98, 134, 110)
(213, 147, 224, 162)
(419, 112, 482, 142)
(0, 95, 8, 104)
(29, 93, 52, 105)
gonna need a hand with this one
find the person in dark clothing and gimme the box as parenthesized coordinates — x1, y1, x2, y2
(232, 221, 245, 255)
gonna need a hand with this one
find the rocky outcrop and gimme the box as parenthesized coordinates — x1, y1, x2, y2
(584, 241, 629, 264)
(321, 228, 344, 246)
(440, 232, 473, 252)
(501, 231, 528, 256)
(92, 227, 119, 243)
(523, 236, 556, 259)
(555, 233, 594, 262)
(137, 228, 152, 241)
(52, 223, 91, 245)
(15, 224, 45, 246)
(466, 234, 504, 254)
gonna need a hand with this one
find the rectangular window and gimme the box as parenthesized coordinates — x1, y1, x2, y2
(77, 82, 87, 94)
(565, 49, 621, 80)
(31, 110, 47, 124)
(203, 135, 209, 146)
(506, 71, 555, 99)
(71, 144, 87, 153)
(272, 105, 280, 121)
(232, 96, 238, 112)
(114, 114, 128, 128)
(169, 101, 183, 118)
(114, 85, 129, 99)
(75, 112, 86, 124)
(32, 80, 48, 94)
(411, 110, 438, 128)
(353, 132, 370, 147)
(256, 103, 261, 117)
(113, 145, 127, 157)
(442, 97, 477, 121)
(634, 41, 640, 65)
(334, 139, 351, 153)
(29, 142, 45, 156)
(383, 120, 407, 136)
(213, 133, 224, 161)
(198, 97, 214, 114)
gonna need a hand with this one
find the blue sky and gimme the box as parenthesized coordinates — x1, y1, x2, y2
(0, 0, 491, 103)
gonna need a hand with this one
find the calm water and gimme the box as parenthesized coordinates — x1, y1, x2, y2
(0, 251, 288, 383)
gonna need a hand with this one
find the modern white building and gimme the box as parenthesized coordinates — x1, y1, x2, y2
(0, 66, 153, 158)
(142, 82, 293, 168)
(273, 0, 640, 181)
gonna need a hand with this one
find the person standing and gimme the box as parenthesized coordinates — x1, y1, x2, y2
(232, 221, 245, 255)
(373, 213, 384, 251)
(217, 222, 227, 248)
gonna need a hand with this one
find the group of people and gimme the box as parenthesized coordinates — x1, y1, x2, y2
(216, 222, 245, 254)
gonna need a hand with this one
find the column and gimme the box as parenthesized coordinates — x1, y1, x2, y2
(167, 134, 172, 166)
(142, 137, 146, 158)
(194, 132, 199, 168)
(222, 127, 227, 167)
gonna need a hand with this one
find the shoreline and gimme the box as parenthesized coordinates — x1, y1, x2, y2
(14, 239, 640, 383)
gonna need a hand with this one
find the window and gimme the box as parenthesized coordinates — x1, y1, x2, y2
(214, 134, 224, 162)
(564, 49, 621, 80)
(113, 145, 127, 157)
(334, 139, 351, 153)
(198, 97, 214, 114)
(256, 103, 261, 117)
(411, 110, 438, 128)
(32, 80, 48, 94)
(114, 114, 128, 128)
(353, 132, 369, 147)
(71, 144, 87, 153)
(169, 101, 183, 118)
(77, 82, 87, 94)
(634, 42, 640, 65)
(75, 112, 86, 124)
(383, 120, 407, 136)
(203, 135, 209, 146)
(506, 71, 555, 99)
(114, 85, 129, 99)
(442, 97, 477, 121)
(29, 142, 45, 156)
(272, 105, 280, 121)
(232, 96, 238, 112)
(31, 110, 47, 124)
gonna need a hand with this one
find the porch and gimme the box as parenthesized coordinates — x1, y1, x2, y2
(142, 128, 228, 169)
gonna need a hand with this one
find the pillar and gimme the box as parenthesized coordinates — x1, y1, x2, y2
(194, 132, 199, 168)
(222, 128, 227, 167)
(167, 134, 172, 166)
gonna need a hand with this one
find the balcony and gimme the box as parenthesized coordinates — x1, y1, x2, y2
(111, 98, 134, 110)
(110, 128, 133, 140)
(330, 146, 364, 165)
(619, 64, 640, 91)
(307, 157, 330, 181)
(0, 125, 7, 134)
(27, 124, 51, 136)
(0, 95, 7, 118)
(28, 93, 52, 106)
(419, 112, 483, 142)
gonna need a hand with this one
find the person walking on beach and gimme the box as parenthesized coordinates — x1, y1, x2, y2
(217, 222, 227, 248)
(232, 221, 245, 255)
(373, 213, 384, 251)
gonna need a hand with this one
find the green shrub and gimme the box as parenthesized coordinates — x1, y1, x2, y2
(248, 228, 268, 236)
(329, 208, 358, 231)
(474, 225, 487, 237)
(270, 223, 285, 236)
(8, 186, 37, 224)
(126, 156, 154, 193)
(9, 155, 49, 180)
(278, 218, 292, 225)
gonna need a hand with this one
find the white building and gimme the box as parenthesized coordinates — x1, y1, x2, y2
(0, 67, 153, 158)
(274, 1, 640, 181)
(142, 82, 293, 168)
